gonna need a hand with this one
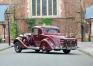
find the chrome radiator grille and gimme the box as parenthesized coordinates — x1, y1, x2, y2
(62, 39, 77, 48)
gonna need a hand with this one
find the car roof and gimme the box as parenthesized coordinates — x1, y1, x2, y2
(33, 26, 59, 29)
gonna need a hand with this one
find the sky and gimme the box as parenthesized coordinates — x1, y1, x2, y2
(0, 5, 8, 22)
(85, 5, 93, 19)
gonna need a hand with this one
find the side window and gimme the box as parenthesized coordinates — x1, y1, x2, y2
(32, 28, 38, 35)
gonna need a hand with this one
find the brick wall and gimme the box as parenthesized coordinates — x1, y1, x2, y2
(0, 0, 11, 4)
(0, 24, 3, 37)
(14, 0, 28, 19)
(0, 0, 82, 41)
(14, 0, 81, 38)
(60, 0, 81, 38)
(84, 0, 93, 7)
(90, 19, 93, 41)
(17, 20, 28, 34)
(0, 0, 28, 35)
(14, 0, 28, 34)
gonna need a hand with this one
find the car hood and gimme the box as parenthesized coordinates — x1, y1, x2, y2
(47, 35, 76, 47)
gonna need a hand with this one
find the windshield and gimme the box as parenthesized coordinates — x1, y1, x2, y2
(45, 28, 60, 34)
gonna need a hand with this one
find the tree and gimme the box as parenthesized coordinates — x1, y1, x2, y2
(10, 12, 17, 39)
(41, 18, 52, 25)
(10, 22, 17, 39)
(26, 18, 36, 31)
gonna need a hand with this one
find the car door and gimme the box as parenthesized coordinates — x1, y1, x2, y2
(32, 28, 42, 47)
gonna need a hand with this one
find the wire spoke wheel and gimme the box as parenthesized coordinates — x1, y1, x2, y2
(63, 49, 71, 54)
(35, 50, 40, 53)
(41, 42, 50, 53)
(14, 42, 22, 53)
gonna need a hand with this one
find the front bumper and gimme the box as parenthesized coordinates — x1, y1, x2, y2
(53, 46, 78, 50)
(62, 46, 78, 50)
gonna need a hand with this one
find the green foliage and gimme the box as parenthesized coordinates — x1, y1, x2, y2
(0, 38, 2, 43)
(41, 18, 52, 25)
(10, 22, 17, 39)
(26, 18, 36, 30)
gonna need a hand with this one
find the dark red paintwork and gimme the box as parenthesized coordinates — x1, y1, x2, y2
(13, 26, 77, 53)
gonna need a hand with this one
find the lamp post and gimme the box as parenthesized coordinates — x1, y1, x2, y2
(4, 3, 18, 45)
(5, 11, 11, 46)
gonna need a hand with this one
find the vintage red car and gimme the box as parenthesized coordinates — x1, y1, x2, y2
(13, 26, 77, 54)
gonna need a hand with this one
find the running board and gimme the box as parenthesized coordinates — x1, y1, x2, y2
(27, 46, 39, 50)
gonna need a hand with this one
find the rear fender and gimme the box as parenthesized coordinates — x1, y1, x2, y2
(40, 39, 55, 49)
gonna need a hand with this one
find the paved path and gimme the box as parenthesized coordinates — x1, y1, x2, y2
(0, 47, 93, 66)
(0, 42, 93, 57)
(0, 43, 13, 51)
(78, 42, 93, 57)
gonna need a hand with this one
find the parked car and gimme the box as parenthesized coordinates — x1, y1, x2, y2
(13, 26, 77, 54)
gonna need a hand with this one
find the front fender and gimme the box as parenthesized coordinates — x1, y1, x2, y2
(13, 37, 28, 48)
(41, 38, 55, 49)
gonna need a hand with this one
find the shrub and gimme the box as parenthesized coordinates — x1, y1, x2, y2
(26, 18, 36, 31)
(10, 22, 17, 40)
(41, 18, 52, 25)
(0, 38, 2, 43)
